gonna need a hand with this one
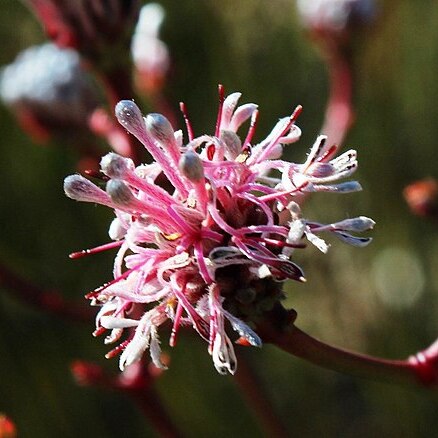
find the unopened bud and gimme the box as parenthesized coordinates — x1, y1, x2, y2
(64, 174, 108, 203)
(404, 179, 438, 218)
(313, 181, 362, 193)
(179, 150, 204, 182)
(106, 179, 135, 206)
(235, 287, 256, 304)
(108, 218, 127, 240)
(220, 130, 242, 160)
(333, 216, 375, 232)
(0, 414, 16, 438)
(145, 113, 174, 143)
(115, 100, 145, 137)
(100, 153, 134, 179)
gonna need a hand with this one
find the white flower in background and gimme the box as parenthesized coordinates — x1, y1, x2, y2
(131, 3, 170, 93)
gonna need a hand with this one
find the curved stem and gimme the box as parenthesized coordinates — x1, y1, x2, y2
(258, 314, 438, 388)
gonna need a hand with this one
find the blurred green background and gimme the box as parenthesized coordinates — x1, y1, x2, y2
(1, 0, 438, 436)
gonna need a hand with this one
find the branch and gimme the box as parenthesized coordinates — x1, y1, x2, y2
(257, 306, 438, 388)
(320, 45, 354, 147)
(72, 360, 182, 438)
(0, 261, 92, 323)
(235, 353, 289, 437)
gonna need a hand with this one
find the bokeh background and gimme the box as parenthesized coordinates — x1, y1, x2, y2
(1, 0, 438, 436)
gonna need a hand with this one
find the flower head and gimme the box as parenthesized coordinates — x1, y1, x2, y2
(65, 88, 373, 374)
(0, 43, 99, 142)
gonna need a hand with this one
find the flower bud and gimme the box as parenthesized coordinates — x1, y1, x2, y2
(179, 150, 204, 182)
(145, 113, 174, 143)
(0, 414, 16, 438)
(220, 130, 242, 160)
(108, 218, 127, 240)
(64, 175, 108, 203)
(333, 216, 375, 232)
(115, 100, 146, 137)
(404, 179, 438, 218)
(312, 181, 362, 193)
(235, 287, 256, 304)
(100, 152, 134, 179)
(106, 179, 135, 206)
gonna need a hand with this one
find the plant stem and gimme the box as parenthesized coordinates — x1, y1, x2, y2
(72, 360, 182, 437)
(128, 386, 181, 438)
(235, 353, 289, 437)
(257, 312, 438, 388)
(0, 262, 92, 322)
(320, 45, 354, 147)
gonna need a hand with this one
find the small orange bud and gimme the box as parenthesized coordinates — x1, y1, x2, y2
(404, 179, 438, 218)
(0, 414, 17, 438)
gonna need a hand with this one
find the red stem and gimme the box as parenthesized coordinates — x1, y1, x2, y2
(259, 320, 438, 388)
(235, 354, 289, 437)
(72, 360, 182, 437)
(0, 262, 92, 322)
(320, 46, 354, 147)
(127, 386, 181, 438)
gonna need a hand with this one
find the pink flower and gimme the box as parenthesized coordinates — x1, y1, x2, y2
(296, 0, 375, 34)
(64, 89, 373, 374)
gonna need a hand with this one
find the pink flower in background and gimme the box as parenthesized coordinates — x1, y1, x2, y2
(296, 0, 375, 35)
(64, 89, 373, 374)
